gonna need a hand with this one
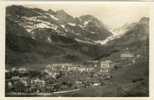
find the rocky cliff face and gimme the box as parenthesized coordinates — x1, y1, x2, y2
(6, 5, 112, 42)
(94, 17, 149, 61)
(6, 5, 149, 67)
(6, 5, 112, 66)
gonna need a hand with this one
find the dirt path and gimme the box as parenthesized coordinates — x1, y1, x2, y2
(53, 89, 80, 94)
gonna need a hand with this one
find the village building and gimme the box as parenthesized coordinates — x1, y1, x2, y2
(45, 62, 95, 73)
(99, 60, 114, 73)
(44, 59, 115, 75)
(5, 69, 9, 73)
(20, 79, 28, 87)
(11, 67, 16, 72)
(93, 82, 101, 86)
(120, 48, 134, 59)
(120, 49, 140, 65)
(120, 52, 134, 58)
(18, 67, 27, 74)
(31, 78, 46, 87)
(7, 81, 13, 88)
(85, 60, 99, 67)
(136, 54, 141, 58)
(11, 76, 20, 80)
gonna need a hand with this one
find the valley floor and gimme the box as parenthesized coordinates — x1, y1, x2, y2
(6, 59, 149, 97)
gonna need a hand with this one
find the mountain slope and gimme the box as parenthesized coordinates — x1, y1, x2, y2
(91, 17, 149, 97)
(6, 5, 112, 66)
(6, 5, 112, 41)
(65, 17, 149, 97)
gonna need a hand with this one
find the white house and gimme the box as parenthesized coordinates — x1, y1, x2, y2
(99, 60, 113, 73)
(120, 51, 134, 58)
(100, 60, 112, 69)
(18, 67, 27, 73)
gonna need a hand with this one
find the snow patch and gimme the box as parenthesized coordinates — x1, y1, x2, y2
(47, 37, 52, 43)
(84, 20, 90, 26)
(32, 35, 35, 40)
(48, 14, 59, 21)
(49, 24, 58, 30)
(22, 16, 38, 22)
(75, 33, 81, 36)
(75, 38, 95, 45)
(20, 16, 59, 31)
(26, 28, 33, 32)
(90, 31, 95, 34)
(59, 33, 67, 36)
(95, 34, 122, 45)
(36, 23, 50, 28)
(68, 23, 76, 26)
(61, 25, 65, 28)
(112, 28, 128, 35)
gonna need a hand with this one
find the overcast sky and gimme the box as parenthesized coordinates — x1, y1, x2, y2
(24, 3, 149, 30)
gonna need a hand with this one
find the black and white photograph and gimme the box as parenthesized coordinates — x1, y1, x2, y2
(5, 4, 149, 97)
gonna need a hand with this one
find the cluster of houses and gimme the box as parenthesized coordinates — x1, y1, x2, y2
(45, 63, 94, 73)
(6, 59, 115, 94)
(6, 49, 141, 95)
(120, 48, 141, 65)
(44, 59, 114, 76)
